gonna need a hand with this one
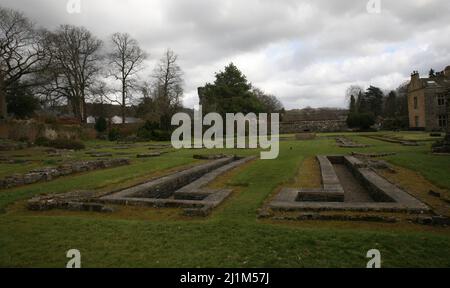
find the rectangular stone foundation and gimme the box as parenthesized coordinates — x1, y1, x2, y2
(268, 155, 429, 215)
(101, 156, 256, 216)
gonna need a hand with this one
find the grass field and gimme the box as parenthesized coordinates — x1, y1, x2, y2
(1, 132, 449, 267)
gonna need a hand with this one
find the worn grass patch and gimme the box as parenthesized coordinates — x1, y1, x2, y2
(377, 165, 450, 217)
(293, 156, 321, 189)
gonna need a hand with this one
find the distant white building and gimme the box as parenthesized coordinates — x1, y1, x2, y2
(86, 115, 143, 124)
(86, 116, 96, 124)
(110, 116, 143, 124)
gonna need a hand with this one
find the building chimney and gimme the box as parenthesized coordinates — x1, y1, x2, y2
(444, 66, 450, 78)
(411, 70, 420, 81)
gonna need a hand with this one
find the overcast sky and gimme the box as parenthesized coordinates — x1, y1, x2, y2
(2, 0, 450, 109)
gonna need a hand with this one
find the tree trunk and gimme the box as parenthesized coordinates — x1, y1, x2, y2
(446, 92, 450, 142)
(122, 82, 126, 124)
(0, 73, 7, 120)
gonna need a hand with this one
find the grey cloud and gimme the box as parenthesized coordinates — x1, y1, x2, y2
(1, 0, 450, 109)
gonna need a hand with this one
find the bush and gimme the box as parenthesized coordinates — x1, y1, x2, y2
(35, 137, 50, 147)
(347, 112, 375, 130)
(6, 84, 40, 119)
(108, 128, 121, 141)
(94, 117, 108, 133)
(137, 121, 171, 141)
(48, 138, 85, 150)
(382, 116, 409, 131)
(152, 129, 171, 141)
(34, 137, 85, 150)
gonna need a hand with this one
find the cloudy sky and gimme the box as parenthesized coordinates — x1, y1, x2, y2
(2, 0, 450, 109)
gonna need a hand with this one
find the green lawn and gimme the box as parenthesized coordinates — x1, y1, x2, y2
(0, 133, 449, 267)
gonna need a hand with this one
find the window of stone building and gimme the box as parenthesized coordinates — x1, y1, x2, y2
(437, 93, 445, 106)
(414, 96, 418, 109)
(415, 116, 420, 127)
(438, 115, 448, 128)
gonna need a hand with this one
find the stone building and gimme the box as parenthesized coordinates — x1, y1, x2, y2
(407, 66, 450, 131)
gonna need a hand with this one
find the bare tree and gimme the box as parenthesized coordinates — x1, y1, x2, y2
(107, 33, 146, 123)
(0, 6, 47, 118)
(345, 85, 364, 103)
(252, 87, 284, 113)
(152, 49, 183, 129)
(43, 25, 103, 122)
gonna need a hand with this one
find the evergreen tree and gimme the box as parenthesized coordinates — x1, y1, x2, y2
(384, 91, 397, 118)
(365, 86, 383, 117)
(429, 69, 435, 78)
(349, 95, 356, 113)
(356, 91, 368, 113)
(201, 63, 263, 115)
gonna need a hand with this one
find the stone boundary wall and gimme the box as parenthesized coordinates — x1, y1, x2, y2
(0, 158, 130, 189)
(0, 120, 96, 142)
(280, 120, 347, 133)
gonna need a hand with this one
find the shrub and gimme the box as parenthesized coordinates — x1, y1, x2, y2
(34, 137, 85, 150)
(94, 117, 108, 133)
(108, 128, 121, 141)
(152, 129, 171, 141)
(346, 112, 375, 130)
(6, 84, 40, 119)
(359, 113, 376, 130)
(48, 138, 85, 150)
(35, 137, 50, 147)
(137, 121, 171, 141)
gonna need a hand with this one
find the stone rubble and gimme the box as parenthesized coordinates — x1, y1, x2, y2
(0, 158, 130, 189)
(28, 189, 115, 213)
(335, 136, 369, 148)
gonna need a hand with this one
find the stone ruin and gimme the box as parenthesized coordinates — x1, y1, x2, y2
(193, 154, 228, 160)
(432, 133, 450, 154)
(0, 140, 28, 151)
(335, 136, 369, 148)
(100, 156, 255, 216)
(136, 151, 167, 158)
(364, 135, 420, 146)
(1, 158, 130, 189)
(350, 151, 396, 158)
(264, 155, 434, 223)
(27, 155, 255, 217)
(28, 190, 114, 213)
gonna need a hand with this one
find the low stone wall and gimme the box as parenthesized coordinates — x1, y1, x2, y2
(267, 155, 430, 216)
(363, 135, 420, 146)
(0, 140, 28, 151)
(105, 157, 235, 199)
(280, 120, 347, 133)
(335, 136, 369, 148)
(0, 120, 96, 142)
(296, 155, 345, 202)
(100, 156, 256, 216)
(0, 158, 130, 189)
